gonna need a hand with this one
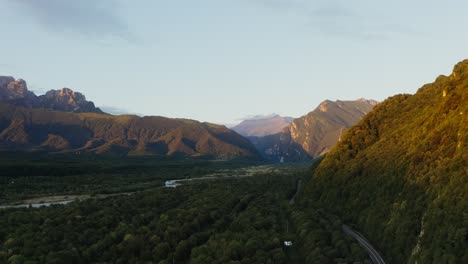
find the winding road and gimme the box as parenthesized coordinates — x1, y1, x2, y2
(342, 225, 386, 264)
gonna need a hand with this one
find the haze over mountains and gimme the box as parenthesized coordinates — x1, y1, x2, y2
(232, 114, 293, 137)
(249, 99, 378, 161)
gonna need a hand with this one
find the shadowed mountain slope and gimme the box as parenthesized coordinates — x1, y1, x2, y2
(0, 104, 259, 159)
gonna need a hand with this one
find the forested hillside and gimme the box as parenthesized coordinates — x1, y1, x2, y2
(0, 104, 259, 159)
(303, 60, 468, 263)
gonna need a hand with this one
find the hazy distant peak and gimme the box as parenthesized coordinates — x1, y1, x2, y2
(232, 114, 294, 137)
(243, 113, 281, 121)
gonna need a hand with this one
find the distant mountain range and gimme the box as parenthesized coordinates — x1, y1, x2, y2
(249, 99, 378, 161)
(0, 76, 259, 159)
(231, 114, 293, 137)
(0, 76, 103, 114)
(0, 75, 378, 161)
(0, 103, 259, 158)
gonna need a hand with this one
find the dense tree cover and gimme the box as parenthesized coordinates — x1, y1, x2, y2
(0, 155, 255, 204)
(0, 173, 292, 264)
(303, 60, 468, 263)
(289, 205, 370, 264)
(0, 163, 372, 264)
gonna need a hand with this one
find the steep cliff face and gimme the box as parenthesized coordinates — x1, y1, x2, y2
(0, 76, 40, 108)
(39, 88, 103, 113)
(250, 99, 377, 161)
(288, 99, 378, 157)
(0, 76, 103, 113)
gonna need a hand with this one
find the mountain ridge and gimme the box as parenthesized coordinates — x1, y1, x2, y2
(0, 103, 260, 159)
(0, 76, 103, 114)
(250, 98, 378, 161)
(304, 59, 467, 263)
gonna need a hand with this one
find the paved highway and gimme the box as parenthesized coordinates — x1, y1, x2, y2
(289, 179, 302, 205)
(342, 225, 386, 264)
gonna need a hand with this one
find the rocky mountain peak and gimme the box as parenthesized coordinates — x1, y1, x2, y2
(0, 76, 39, 109)
(356, 98, 379, 106)
(0, 76, 104, 114)
(0, 76, 15, 86)
(44, 88, 86, 102)
(40, 88, 103, 113)
(7, 79, 28, 98)
(0, 76, 31, 100)
(318, 100, 332, 112)
(251, 99, 379, 161)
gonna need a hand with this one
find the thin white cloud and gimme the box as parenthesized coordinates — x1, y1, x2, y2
(249, 0, 424, 40)
(99, 106, 142, 116)
(236, 113, 280, 121)
(10, 0, 132, 40)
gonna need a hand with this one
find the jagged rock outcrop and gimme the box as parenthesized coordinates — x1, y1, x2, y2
(0, 76, 103, 113)
(0, 76, 40, 108)
(39, 88, 103, 113)
(250, 99, 378, 161)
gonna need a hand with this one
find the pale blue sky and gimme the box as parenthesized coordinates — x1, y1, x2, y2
(1, 0, 467, 124)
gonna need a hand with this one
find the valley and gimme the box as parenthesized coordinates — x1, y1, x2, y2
(0, 158, 374, 264)
(1, 1, 466, 263)
(0, 49, 465, 264)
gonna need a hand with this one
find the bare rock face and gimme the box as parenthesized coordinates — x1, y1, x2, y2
(7, 79, 28, 98)
(286, 99, 376, 157)
(0, 76, 40, 107)
(0, 76, 15, 99)
(250, 99, 378, 161)
(0, 76, 103, 113)
(0, 77, 29, 99)
(38, 88, 104, 113)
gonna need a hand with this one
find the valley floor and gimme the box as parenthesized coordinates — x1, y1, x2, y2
(0, 157, 371, 263)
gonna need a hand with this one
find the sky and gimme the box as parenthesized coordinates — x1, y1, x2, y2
(0, 0, 467, 124)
